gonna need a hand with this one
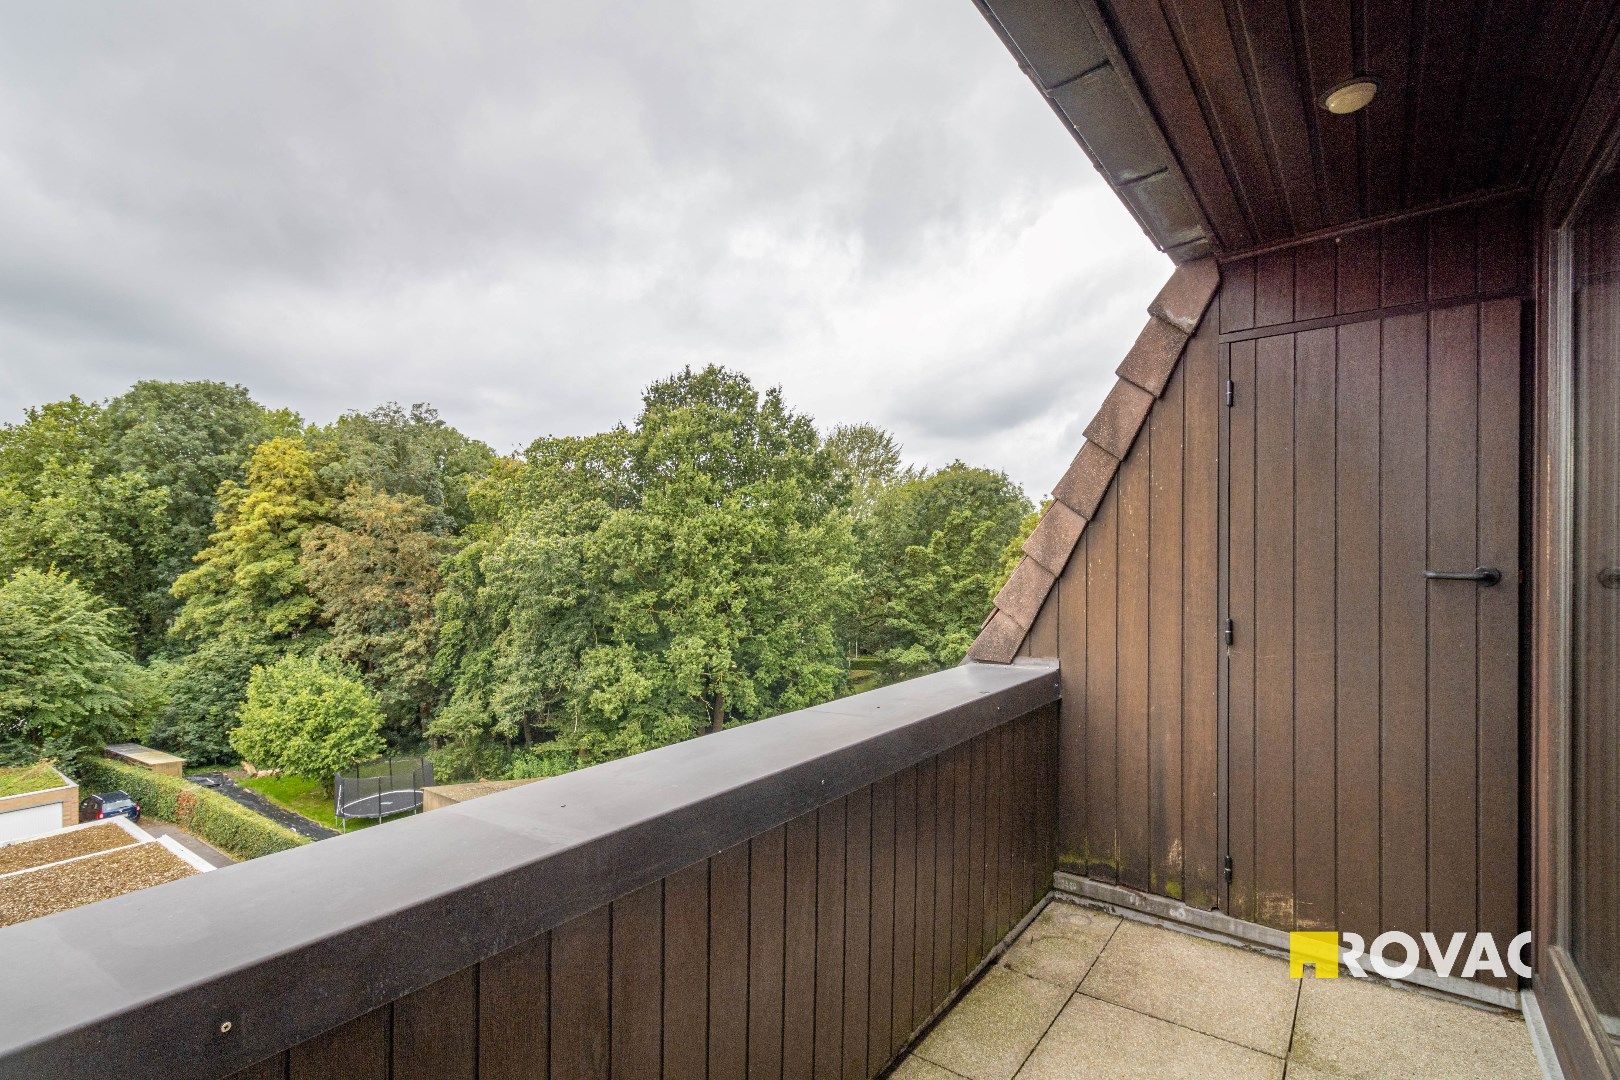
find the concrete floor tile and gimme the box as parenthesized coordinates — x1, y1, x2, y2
(890, 1054, 967, 1080)
(915, 967, 1069, 1080)
(1018, 994, 1286, 1080)
(1078, 919, 1298, 1056)
(999, 901, 1120, 990)
(1289, 977, 1541, 1079)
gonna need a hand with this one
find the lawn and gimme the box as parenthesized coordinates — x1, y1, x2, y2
(0, 762, 68, 798)
(236, 773, 388, 832)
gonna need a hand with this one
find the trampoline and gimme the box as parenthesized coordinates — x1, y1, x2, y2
(334, 756, 433, 828)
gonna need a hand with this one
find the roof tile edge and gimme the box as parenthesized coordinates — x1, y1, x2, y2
(967, 258, 1219, 662)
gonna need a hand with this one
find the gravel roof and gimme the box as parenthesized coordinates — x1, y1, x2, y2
(0, 841, 198, 929)
(0, 822, 136, 876)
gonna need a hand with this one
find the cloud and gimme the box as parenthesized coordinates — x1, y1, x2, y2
(0, 0, 1169, 494)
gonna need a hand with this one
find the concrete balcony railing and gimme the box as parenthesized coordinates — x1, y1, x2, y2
(0, 660, 1060, 1080)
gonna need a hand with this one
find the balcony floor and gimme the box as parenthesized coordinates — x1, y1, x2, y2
(896, 898, 1544, 1080)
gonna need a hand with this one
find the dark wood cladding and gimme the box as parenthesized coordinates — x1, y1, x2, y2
(228, 707, 1059, 1080)
(1218, 199, 1531, 338)
(0, 663, 1058, 1080)
(1030, 200, 1529, 978)
(1028, 300, 1223, 909)
(1221, 200, 1525, 972)
(1103, 0, 1618, 253)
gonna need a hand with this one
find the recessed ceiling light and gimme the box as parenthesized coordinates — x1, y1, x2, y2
(1322, 77, 1379, 115)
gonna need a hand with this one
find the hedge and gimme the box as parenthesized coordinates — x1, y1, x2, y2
(76, 758, 310, 861)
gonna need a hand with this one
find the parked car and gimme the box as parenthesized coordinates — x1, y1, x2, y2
(79, 790, 140, 824)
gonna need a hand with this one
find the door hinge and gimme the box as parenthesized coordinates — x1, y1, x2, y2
(1224, 379, 1236, 407)
(1223, 855, 1234, 883)
(1223, 618, 1234, 647)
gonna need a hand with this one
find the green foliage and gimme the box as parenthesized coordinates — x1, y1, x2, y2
(0, 761, 68, 798)
(313, 403, 495, 528)
(855, 462, 1032, 673)
(0, 384, 296, 656)
(1000, 505, 1043, 591)
(143, 633, 289, 766)
(98, 381, 301, 648)
(99, 382, 300, 543)
(75, 757, 309, 860)
(230, 654, 386, 786)
(2, 373, 1031, 791)
(0, 399, 173, 653)
(826, 422, 903, 513)
(301, 487, 453, 740)
(434, 366, 856, 769)
(424, 697, 510, 782)
(0, 569, 154, 768)
(430, 431, 632, 753)
(172, 436, 331, 643)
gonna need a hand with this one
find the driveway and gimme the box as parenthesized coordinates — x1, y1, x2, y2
(184, 773, 338, 840)
(142, 820, 234, 869)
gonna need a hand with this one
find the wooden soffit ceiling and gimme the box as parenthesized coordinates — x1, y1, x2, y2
(975, 0, 1620, 260)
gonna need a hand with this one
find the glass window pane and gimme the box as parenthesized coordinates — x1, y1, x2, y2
(1571, 166, 1620, 1042)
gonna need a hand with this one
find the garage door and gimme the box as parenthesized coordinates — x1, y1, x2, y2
(0, 803, 65, 843)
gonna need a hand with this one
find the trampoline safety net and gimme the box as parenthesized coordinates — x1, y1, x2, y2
(334, 756, 434, 823)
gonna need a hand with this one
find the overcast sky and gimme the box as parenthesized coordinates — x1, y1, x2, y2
(0, 1, 1168, 497)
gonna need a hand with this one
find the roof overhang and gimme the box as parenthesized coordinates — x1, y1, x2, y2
(972, 0, 1213, 262)
(974, 0, 1620, 259)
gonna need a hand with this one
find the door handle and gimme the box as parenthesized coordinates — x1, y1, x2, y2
(1424, 567, 1502, 586)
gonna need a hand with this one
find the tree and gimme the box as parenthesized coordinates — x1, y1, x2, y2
(432, 367, 856, 773)
(301, 487, 453, 740)
(881, 507, 1020, 673)
(171, 436, 332, 643)
(0, 568, 153, 767)
(432, 430, 634, 755)
(826, 423, 904, 514)
(579, 366, 855, 737)
(98, 381, 300, 646)
(0, 384, 298, 657)
(0, 398, 172, 653)
(856, 462, 1031, 671)
(230, 655, 385, 786)
(143, 633, 287, 765)
(0, 458, 170, 644)
(314, 403, 495, 528)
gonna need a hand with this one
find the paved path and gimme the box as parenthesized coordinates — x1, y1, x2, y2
(142, 820, 235, 868)
(185, 773, 339, 840)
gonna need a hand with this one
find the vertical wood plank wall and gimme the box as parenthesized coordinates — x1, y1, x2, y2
(1030, 301, 1223, 909)
(1028, 200, 1530, 946)
(228, 705, 1058, 1080)
(1223, 203, 1526, 954)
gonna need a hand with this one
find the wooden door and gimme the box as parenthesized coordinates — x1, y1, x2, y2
(1223, 299, 1521, 950)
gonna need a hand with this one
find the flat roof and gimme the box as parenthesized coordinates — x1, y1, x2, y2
(104, 744, 187, 766)
(0, 842, 199, 929)
(0, 762, 72, 799)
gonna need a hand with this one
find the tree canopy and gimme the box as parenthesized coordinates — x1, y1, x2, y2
(0, 568, 152, 767)
(0, 372, 1028, 787)
(851, 461, 1031, 670)
(230, 654, 385, 787)
(302, 487, 453, 740)
(0, 384, 297, 657)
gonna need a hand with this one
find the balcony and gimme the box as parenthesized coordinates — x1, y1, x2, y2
(0, 662, 1062, 1078)
(0, 657, 1556, 1079)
